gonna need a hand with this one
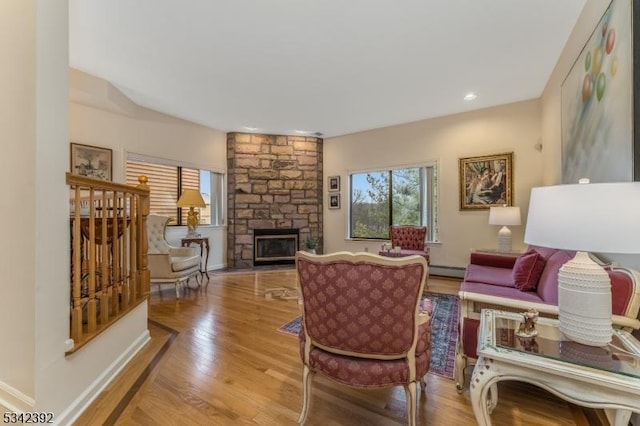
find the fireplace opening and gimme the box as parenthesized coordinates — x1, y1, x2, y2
(253, 228, 299, 266)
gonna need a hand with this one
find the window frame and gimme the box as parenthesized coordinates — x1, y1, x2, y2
(125, 152, 226, 227)
(348, 161, 438, 242)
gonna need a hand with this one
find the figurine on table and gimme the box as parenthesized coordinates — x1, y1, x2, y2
(515, 308, 539, 337)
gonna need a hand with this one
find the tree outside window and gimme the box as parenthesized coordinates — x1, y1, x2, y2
(350, 165, 437, 240)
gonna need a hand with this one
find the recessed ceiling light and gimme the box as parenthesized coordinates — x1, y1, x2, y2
(294, 130, 310, 134)
(464, 92, 478, 101)
(244, 126, 259, 131)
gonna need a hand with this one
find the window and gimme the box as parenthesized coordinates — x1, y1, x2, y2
(349, 164, 437, 241)
(126, 154, 225, 226)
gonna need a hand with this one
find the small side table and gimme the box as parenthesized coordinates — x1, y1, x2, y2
(471, 309, 640, 426)
(181, 236, 210, 280)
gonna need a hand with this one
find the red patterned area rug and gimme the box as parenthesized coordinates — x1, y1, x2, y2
(277, 291, 460, 379)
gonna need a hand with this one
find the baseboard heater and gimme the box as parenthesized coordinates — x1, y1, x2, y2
(428, 265, 466, 279)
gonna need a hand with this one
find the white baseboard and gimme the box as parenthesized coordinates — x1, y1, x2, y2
(0, 380, 35, 413)
(207, 262, 225, 271)
(54, 329, 150, 426)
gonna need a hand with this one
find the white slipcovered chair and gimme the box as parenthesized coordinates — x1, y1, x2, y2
(147, 214, 201, 298)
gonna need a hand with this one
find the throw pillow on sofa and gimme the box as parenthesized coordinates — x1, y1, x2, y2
(512, 250, 546, 291)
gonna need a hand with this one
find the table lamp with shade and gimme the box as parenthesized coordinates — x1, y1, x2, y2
(177, 189, 206, 237)
(488, 206, 521, 253)
(524, 181, 640, 346)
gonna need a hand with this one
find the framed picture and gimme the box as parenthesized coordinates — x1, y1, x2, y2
(70, 143, 113, 181)
(328, 175, 340, 192)
(561, 0, 639, 183)
(329, 193, 340, 209)
(459, 152, 513, 210)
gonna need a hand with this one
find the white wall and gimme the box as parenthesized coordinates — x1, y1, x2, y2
(324, 99, 543, 269)
(69, 69, 228, 270)
(0, 0, 38, 407)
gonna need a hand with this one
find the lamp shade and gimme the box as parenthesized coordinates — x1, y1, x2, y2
(488, 206, 521, 226)
(524, 182, 640, 253)
(524, 182, 640, 346)
(176, 189, 206, 208)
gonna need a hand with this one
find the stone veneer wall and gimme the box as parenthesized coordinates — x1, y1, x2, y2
(227, 133, 323, 269)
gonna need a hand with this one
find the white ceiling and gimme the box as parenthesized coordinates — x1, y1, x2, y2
(69, 0, 586, 138)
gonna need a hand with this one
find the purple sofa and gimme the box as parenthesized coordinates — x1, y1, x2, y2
(454, 245, 640, 391)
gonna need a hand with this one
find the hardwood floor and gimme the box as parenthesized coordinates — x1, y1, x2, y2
(75, 270, 601, 426)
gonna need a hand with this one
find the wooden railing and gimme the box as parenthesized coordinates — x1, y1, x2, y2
(66, 173, 150, 353)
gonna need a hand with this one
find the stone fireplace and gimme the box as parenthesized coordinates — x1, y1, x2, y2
(227, 133, 323, 268)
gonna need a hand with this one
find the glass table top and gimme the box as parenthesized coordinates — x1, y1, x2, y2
(487, 312, 640, 379)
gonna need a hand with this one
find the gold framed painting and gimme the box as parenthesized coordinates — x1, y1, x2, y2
(459, 152, 513, 210)
(70, 143, 113, 181)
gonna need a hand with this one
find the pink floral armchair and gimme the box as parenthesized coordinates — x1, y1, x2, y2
(379, 225, 430, 265)
(295, 251, 432, 426)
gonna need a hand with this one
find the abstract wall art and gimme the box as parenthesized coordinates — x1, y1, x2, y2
(561, 0, 639, 183)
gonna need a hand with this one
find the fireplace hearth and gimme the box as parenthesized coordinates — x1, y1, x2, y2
(253, 228, 299, 266)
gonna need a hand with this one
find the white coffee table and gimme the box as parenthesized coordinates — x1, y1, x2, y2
(471, 309, 640, 426)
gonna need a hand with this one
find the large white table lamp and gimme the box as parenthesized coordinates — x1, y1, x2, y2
(524, 182, 640, 346)
(489, 206, 521, 252)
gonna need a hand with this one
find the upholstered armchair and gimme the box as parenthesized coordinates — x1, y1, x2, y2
(146, 214, 201, 298)
(295, 251, 432, 426)
(380, 225, 430, 265)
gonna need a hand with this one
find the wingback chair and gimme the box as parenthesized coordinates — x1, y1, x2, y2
(380, 225, 430, 265)
(296, 251, 432, 426)
(147, 214, 201, 298)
